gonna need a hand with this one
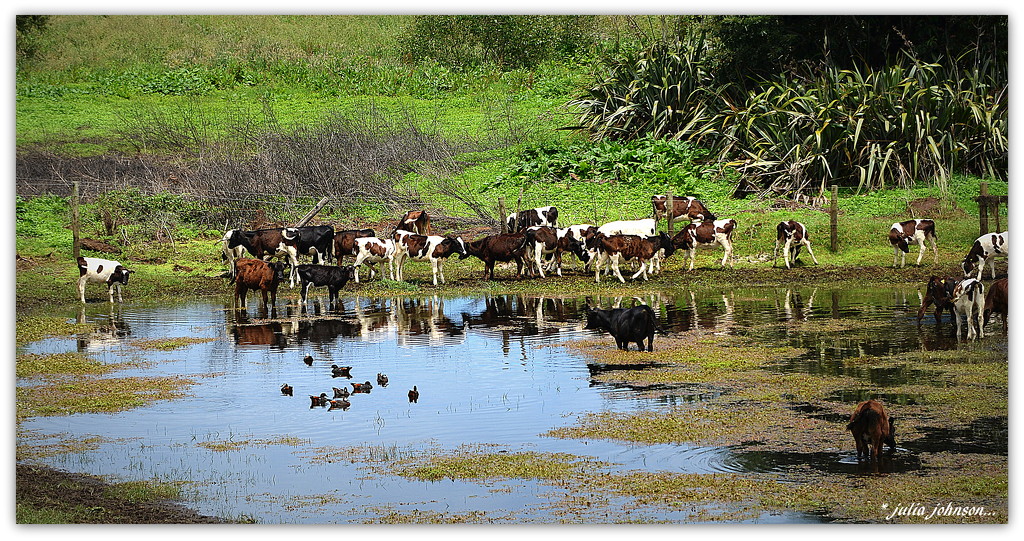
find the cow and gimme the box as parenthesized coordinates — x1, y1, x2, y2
(333, 228, 376, 265)
(646, 231, 677, 275)
(462, 232, 529, 280)
(295, 264, 355, 304)
(233, 258, 287, 309)
(565, 224, 599, 269)
(916, 276, 959, 323)
(351, 237, 396, 283)
(983, 277, 1008, 332)
(888, 219, 937, 268)
(846, 399, 896, 459)
(395, 210, 432, 235)
(651, 195, 716, 227)
(951, 277, 985, 340)
(76, 256, 133, 303)
(671, 218, 737, 270)
(282, 225, 335, 266)
(583, 304, 662, 352)
(961, 231, 1008, 280)
(393, 233, 468, 285)
(773, 220, 820, 269)
(523, 226, 589, 278)
(587, 233, 673, 283)
(506, 206, 558, 232)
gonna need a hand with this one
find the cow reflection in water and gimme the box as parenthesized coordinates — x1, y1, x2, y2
(459, 295, 583, 356)
(777, 288, 817, 322)
(76, 305, 132, 353)
(391, 296, 464, 347)
(228, 309, 297, 349)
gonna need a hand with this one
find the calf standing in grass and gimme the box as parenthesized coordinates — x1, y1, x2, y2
(888, 219, 937, 268)
(951, 277, 985, 340)
(583, 304, 661, 352)
(295, 264, 355, 304)
(77, 256, 133, 303)
(233, 258, 287, 310)
(352, 237, 396, 283)
(773, 220, 819, 269)
(846, 399, 896, 459)
(961, 231, 1008, 280)
(462, 233, 529, 280)
(672, 219, 737, 270)
(393, 233, 467, 285)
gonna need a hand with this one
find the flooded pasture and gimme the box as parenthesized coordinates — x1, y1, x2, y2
(16, 285, 1007, 523)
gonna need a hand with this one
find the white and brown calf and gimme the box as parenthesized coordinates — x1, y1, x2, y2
(587, 233, 670, 283)
(773, 220, 819, 269)
(888, 219, 937, 268)
(651, 195, 716, 227)
(77, 256, 133, 303)
(393, 233, 467, 285)
(961, 231, 1007, 280)
(671, 219, 737, 270)
(523, 226, 588, 278)
(352, 237, 397, 283)
(951, 277, 985, 340)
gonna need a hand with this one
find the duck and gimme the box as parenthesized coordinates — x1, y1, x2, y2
(408, 386, 419, 403)
(376, 373, 389, 387)
(328, 398, 351, 411)
(351, 381, 374, 393)
(303, 355, 314, 366)
(309, 393, 328, 407)
(331, 364, 353, 378)
(280, 383, 293, 396)
(332, 386, 350, 399)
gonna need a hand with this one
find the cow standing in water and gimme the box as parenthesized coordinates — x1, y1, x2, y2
(846, 399, 897, 459)
(583, 304, 662, 352)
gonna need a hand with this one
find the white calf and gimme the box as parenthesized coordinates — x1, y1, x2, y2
(77, 256, 133, 303)
(598, 218, 657, 237)
(961, 231, 1008, 280)
(773, 220, 820, 269)
(352, 237, 396, 283)
(951, 278, 985, 340)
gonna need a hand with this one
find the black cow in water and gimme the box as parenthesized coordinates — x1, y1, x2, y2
(582, 304, 662, 352)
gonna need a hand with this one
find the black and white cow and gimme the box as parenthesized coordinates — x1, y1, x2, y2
(888, 219, 937, 268)
(773, 220, 820, 269)
(295, 264, 356, 304)
(392, 233, 468, 285)
(226, 226, 334, 288)
(583, 304, 662, 352)
(506, 206, 558, 232)
(77, 256, 133, 303)
(961, 231, 1008, 280)
(221, 229, 248, 277)
(282, 225, 335, 266)
(951, 277, 985, 340)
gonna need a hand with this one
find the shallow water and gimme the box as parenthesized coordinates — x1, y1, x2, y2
(17, 285, 1003, 523)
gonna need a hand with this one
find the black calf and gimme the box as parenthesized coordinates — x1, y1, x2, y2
(296, 264, 355, 303)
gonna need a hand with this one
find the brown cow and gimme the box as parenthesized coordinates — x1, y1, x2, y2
(983, 277, 1008, 332)
(233, 258, 287, 309)
(846, 399, 897, 459)
(395, 210, 432, 235)
(463, 233, 529, 280)
(587, 233, 672, 283)
(916, 276, 959, 322)
(333, 228, 376, 264)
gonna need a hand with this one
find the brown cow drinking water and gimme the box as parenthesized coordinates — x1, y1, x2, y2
(846, 399, 896, 459)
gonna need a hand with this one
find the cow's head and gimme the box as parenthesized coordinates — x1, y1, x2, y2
(892, 233, 911, 253)
(446, 236, 467, 258)
(582, 305, 611, 332)
(658, 232, 676, 257)
(961, 253, 978, 277)
(269, 261, 287, 282)
(109, 265, 133, 285)
(651, 195, 667, 218)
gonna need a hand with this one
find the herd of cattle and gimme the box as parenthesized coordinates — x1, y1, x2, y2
(75, 195, 1008, 343)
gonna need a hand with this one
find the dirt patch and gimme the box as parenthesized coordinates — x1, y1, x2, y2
(907, 197, 966, 218)
(16, 463, 229, 523)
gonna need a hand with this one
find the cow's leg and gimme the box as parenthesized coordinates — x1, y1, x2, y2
(611, 255, 626, 283)
(804, 240, 819, 265)
(438, 259, 446, 285)
(975, 300, 984, 339)
(988, 257, 996, 280)
(687, 248, 696, 271)
(772, 238, 781, 267)
(107, 283, 116, 303)
(930, 235, 938, 264)
(723, 238, 734, 268)
(594, 253, 604, 283)
(78, 276, 89, 303)
(783, 238, 793, 268)
(892, 246, 899, 268)
(646, 331, 655, 352)
(630, 258, 648, 280)
(430, 259, 439, 286)
(534, 244, 546, 279)
(916, 240, 926, 266)
(115, 282, 124, 303)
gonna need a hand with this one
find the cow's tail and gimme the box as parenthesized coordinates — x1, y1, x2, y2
(638, 303, 668, 335)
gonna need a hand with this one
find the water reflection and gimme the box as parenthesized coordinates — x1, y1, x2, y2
(75, 305, 131, 352)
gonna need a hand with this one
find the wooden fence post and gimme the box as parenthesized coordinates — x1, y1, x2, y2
(830, 184, 839, 252)
(71, 181, 81, 259)
(498, 197, 508, 233)
(979, 182, 989, 236)
(666, 191, 674, 235)
(293, 196, 330, 227)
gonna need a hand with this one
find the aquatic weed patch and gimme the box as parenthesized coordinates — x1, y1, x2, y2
(130, 337, 218, 350)
(197, 435, 310, 452)
(15, 352, 141, 379)
(16, 375, 197, 418)
(396, 450, 611, 482)
(16, 315, 94, 347)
